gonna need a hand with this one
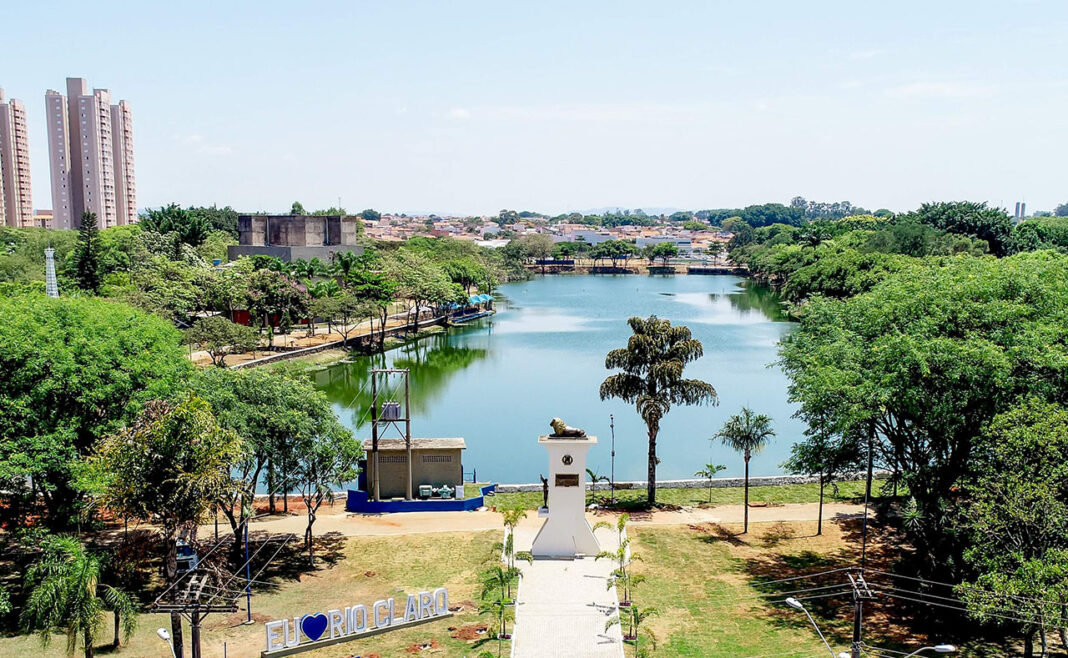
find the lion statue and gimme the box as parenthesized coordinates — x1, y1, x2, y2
(550, 417, 586, 437)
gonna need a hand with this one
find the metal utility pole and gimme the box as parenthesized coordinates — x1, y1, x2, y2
(848, 572, 876, 658)
(371, 374, 380, 501)
(609, 414, 616, 503)
(369, 368, 412, 501)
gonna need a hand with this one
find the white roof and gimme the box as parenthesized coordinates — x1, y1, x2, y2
(369, 437, 466, 451)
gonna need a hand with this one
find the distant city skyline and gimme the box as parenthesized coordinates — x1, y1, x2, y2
(4, 1, 1067, 217)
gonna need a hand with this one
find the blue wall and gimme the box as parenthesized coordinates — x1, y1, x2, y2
(346, 484, 496, 513)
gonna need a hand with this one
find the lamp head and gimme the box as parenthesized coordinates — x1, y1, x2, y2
(156, 628, 170, 642)
(934, 646, 957, 653)
(785, 597, 804, 610)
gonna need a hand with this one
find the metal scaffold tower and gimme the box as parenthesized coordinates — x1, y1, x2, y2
(44, 247, 59, 298)
(369, 368, 412, 501)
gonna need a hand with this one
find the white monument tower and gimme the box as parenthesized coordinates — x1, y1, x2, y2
(531, 420, 600, 558)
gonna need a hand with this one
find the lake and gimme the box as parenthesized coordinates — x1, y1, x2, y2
(310, 274, 807, 485)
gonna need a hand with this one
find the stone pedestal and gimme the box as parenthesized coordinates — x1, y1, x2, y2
(531, 435, 600, 558)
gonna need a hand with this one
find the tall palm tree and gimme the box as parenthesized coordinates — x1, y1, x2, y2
(601, 316, 717, 505)
(21, 536, 137, 658)
(716, 407, 776, 534)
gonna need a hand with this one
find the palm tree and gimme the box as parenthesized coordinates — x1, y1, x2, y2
(600, 316, 717, 505)
(695, 463, 727, 503)
(21, 536, 137, 658)
(716, 407, 776, 534)
(479, 565, 519, 654)
(607, 603, 658, 648)
(585, 467, 609, 505)
(593, 516, 641, 606)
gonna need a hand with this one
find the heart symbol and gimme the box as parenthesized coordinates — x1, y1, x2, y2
(300, 613, 329, 642)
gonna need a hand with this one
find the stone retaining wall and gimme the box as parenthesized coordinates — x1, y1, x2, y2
(493, 471, 889, 494)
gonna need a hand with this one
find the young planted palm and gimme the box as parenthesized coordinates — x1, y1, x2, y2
(601, 316, 717, 505)
(695, 463, 727, 503)
(716, 407, 776, 534)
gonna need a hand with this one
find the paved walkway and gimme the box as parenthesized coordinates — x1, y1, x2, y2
(195, 502, 867, 540)
(510, 524, 624, 658)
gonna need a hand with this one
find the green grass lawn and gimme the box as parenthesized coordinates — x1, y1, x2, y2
(488, 479, 889, 511)
(0, 531, 505, 658)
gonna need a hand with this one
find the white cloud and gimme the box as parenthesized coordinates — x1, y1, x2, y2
(884, 81, 998, 99)
(448, 107, 472, 120)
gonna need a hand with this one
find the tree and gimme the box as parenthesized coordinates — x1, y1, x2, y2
(358, 208, 382, 221)
(600, 316, 717, 505)
(495, 209, 520, 225)
(70, 211, 102, 293)
(245, 268, 311, 341)
(905, 201, 1013, 256)
(21, 536, 137, 658)
(479, 565, 519, 654)
(716, 408, 775, 534)
(91, 394, 242, 655)
(607, 604, 658, 651)
(141, 203, 210, 248)
(694, 463, 726, 503)
(957, 399, 1068, 656)
(290, 400, 361, 565)
(779, 251, 1068, 575)
(187, 316, 259, 367)
(188, 204, 239, 238)
(647, 241, 679, 265)
(290, 201, 306, 215)
(122, 256, 206, 324)
(0, 295, 191, 526)
(346, 255, 398, 350)
(781, 420, 861, 535)
(594, 514, 640, 603)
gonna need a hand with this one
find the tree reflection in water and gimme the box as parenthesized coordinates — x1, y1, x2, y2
(724, 280, 789, 322)
(312, 326, 489, 432)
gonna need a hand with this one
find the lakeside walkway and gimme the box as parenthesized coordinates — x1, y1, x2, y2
(510, 524, 624, 658)
(195, 502, 867, 540)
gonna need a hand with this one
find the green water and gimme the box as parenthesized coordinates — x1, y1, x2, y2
(311, 275, 806, 484)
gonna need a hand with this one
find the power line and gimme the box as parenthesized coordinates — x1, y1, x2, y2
(753, 568, 856, 588)
(876, 590, 1067, 630)
(865, 569, 1068, 610)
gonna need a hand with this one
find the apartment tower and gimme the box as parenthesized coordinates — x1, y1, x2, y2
(0, 89, 34, 227)
(45, 78, 136, 229)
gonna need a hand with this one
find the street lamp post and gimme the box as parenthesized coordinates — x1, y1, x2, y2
(157, 628, 177, 658)
(903, 645, 957, 657)
(785, 597, 839, 658)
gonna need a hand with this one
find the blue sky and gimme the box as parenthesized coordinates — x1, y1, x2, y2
(5, 1, 1067, 215)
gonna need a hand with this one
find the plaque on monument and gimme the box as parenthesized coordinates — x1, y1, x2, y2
(555, 474, 579, 487)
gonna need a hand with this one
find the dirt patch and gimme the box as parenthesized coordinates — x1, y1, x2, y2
(405, 639, 439, 652)
(449, 624, 490, 641)
(449, 599, 477, 613)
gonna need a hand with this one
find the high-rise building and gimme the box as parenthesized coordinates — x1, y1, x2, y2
(45, 78, 136, 229)
(0, 88, 34, 227)
(111, 100, 136, 226)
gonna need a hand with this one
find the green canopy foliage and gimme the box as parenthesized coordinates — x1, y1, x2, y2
(780, 251, 1068, 571)
(0, 295, 191, 525)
